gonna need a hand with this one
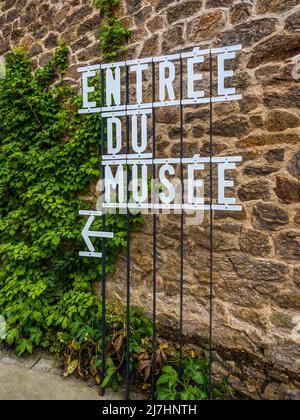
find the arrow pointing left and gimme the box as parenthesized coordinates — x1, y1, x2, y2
(79, 210, 114, 258)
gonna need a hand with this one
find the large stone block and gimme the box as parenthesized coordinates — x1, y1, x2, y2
(28, 43, 43, 57)
(6, 7, 19, 23)
(77, 15, 100, 36)
(134, 6, 152, 25)
(265, 149, 285, 164)
(263, 89, 300, 110)
(71, 36, 91, 53)
(236, 133, 299, 149)
(126, 0, 143, 14)
(66, 5, 93, 26)
(275, 293, 300, 311)
(270, 311, 293, 329)
(146, 14, 164, 33)
(275, 230, 300, 259)
(256, 0, 299, 15)
(285, 10, 300, 32)
(166, 1, 202, 24)
(239, 228, 272, 257)
(265, 111, 299, 133)
(238, 180, 272, 202)
(216, 278, 265, 309)
(187, 10, 225, 41)
(1, 1, 17, 12)
(287, 151, 300, 179)
(44, 33, 58, 49)
(229, 253, 289, 282)
(0, 37, 10, 55)
(242, 164, 279, 176)
(248, 34, 300, 69)
(294, 210, 300, 226)
(14, 0, 27, 10)
(77, 43, 99, 62)
(294, 266, 300, 287)
(253, 202, 289, 230)
(140, 33, 159, 57)
(206, 0, 233, 7)
(275, 175, 300, 204)
(230, 3, 252, 25)
(212, 115, 250, 138)
(218, 18, 278, 48)
(161, 24, 184, 53)
(231, 307, 268, 331)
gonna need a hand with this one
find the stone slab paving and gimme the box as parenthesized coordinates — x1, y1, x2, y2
(0, 346, 123, 400)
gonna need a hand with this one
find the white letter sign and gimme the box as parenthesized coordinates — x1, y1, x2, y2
(82, 71, 96, 109)
(107, 117, 122, 155)
(106, 67, 121, 107)
(159, 61, 176, 102)
(187, 57, 204, 99)
(78, 44, 244, 237)
(218, 52, 236, 97)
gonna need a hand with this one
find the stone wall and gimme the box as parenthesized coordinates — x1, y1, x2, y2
(1, 0, 300, 400)
(0, 0, 101, 81)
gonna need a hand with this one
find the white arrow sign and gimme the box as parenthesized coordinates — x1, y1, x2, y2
(79, 210, 114, 258)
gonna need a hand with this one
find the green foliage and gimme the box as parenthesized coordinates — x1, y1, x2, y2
(100, 17, 132, 61)
(156, 357, 233, 401)
(92, 0, 120, 16)
(61, 304, 153, 391)
(0, 45, 142, 357)
(60, 304, 232, 400)
(93, 0, 132, 60)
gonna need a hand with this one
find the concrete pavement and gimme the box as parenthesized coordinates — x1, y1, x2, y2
(0, 347, 122, 400)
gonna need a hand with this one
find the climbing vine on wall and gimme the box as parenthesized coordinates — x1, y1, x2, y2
(0, 43, 142, 356)
(93, 0, 132, 60)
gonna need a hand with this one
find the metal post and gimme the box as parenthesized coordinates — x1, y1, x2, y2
(100, 68, 106, 394)
(208, 50, 214, 401)
(151, 60, 157, 400)
(125, 63, 131, 401)
(179, 57, 184, 380)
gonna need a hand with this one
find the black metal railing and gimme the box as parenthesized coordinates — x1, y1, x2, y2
(97, 54, 215, 401)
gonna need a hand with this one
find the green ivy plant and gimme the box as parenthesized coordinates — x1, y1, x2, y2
(0, 43, 142, 356)
(93, 0, 132, 60)
(156, 358, 233, 401)
(93, 0, 121, 16)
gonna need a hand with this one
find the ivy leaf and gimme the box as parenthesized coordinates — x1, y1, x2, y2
(156, 373, 171, 386)
(156, 388, 177, 400)
(6, 331, 15, 346)
(63, 360, 78, 377)
(52, 236, 61, 246)
(32, 311, 42, 322)
(192, 372, 206, 385)
(26, 341, 33, 354)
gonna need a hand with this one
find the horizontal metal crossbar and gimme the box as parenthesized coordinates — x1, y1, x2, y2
(101, 155, 243, 165)
(79, 251, 103, 258)
(102, 203, 242, 212)
(78, 94, 243, 115)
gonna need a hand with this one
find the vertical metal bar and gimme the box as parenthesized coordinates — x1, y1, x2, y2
(151, 60, 157, 400)
(100, 68, 106, 393)
(125, 63, 131, 401)
(208, 50, 214, 401)
(179, 56, 184, 379)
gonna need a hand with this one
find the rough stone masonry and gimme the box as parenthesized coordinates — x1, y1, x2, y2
(0, 0, 300, 400)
